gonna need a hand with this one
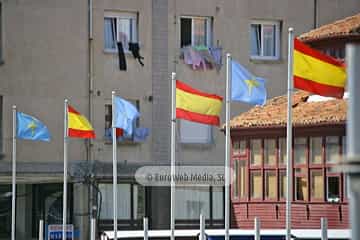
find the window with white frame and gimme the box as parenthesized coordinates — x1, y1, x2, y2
(180, 16, 212, 48)
(104, 12, 138, 52)
(250, 20, 280, 60)
(180, 120, 212, 144)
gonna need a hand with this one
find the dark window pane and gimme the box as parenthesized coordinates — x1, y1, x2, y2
(0, 185, 11, 238)
(310, 137, 322, 164)
(279, 171, 286, 199)
(264, 139, 276, 165)
(327, 176, 340, 202)
(326, 136, 340, 163)
(295, 138, 307, 164)
(181, 18, 192, 47)
(250, 139, 262, 166)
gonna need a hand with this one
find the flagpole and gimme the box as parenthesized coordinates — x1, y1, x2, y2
(170, 72, 176, 240)
(225, 53, 231, 240)
(286, 27, 294, 240)
(11, 105, 16, 240)
(112, 91, 118, 240)
(63, 99, 68, 240)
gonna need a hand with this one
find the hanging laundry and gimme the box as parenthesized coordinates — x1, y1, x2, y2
(129, 42, 144, 66)
(209, 47, 223, 72)
(117, 42, 127, 71)
(182, 46, 207, 70)
(133, 127, 150, 142)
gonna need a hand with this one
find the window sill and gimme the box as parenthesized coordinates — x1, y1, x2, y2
(103, 49, 133, 56)
(249, 57, 283, 64)
(180, 142, 215, 149)
(104, 138, 141, 146)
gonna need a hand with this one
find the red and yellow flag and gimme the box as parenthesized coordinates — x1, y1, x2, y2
(68, 105, 96, 138)
(176, 80, 223, 126)
(293, 38, 346, 98)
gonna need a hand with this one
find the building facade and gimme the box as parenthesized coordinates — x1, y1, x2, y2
(229, 13, 360, 231)
(0, 0, 359, 239)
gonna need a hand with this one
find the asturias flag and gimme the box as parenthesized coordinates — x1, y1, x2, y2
(113, 96, 140, 135)
(68, 105, 96, 138)
(176, 80, 223, 126)
(293, 38, 346, 98)
(231, 60, 267, 106)
(16, 112, 51, 141)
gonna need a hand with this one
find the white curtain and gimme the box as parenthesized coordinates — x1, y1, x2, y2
(175, 187, 210, 220)
(263, 24, 275, 56)
(250, 24, 261, 56)
(104, 18, 116, 50)
(192, 18, 207, 46)
(99, 184, 131, 219)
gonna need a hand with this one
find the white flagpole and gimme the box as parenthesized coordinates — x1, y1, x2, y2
(170, 72, 176, 240)
(11, 105, 17, 240)
(286, 28, 294, 240)
(225, 53, 231, 240)
(63, 99, 69, 240)
(112, 91, 118, 240)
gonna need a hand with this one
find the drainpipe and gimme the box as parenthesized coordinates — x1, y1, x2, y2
(88, 0, 95, 233)
(313, 0, 318, 29)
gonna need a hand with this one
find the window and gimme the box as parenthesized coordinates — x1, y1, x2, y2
(327, 176, 340, 202)
(279, 138, 287, 165)
(264, 139, 276, 166)
(104, 100, 140, 141)
(250, 171, 262, 199)
(233, 160, 239, 198)
(265, 171, 276, 199)
(294, 138, 307, 165)
(180, 120, 212, 144)
(239, 161, 247, 199)
(180, 16, 212, 47)
(104, 12, 138, 52)
(326, 136, 340, 163)
(250, 20, 280, 60)
(279, 170, 287, 199)
(32, 184, 73, 237)
(99, 183, 144, 220)
(175, 187, 223, 220)
(250, 139, 262, 166)
(233, 140, 246, 155)
(311, 170, 324, 200)
(0, 185, 11, 238)
(295, 168, 308, 201)
(310, 137, 322, 164)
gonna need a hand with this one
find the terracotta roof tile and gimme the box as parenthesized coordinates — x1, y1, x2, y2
(229, 91, 347, 129)
(299, 13, 360, 42)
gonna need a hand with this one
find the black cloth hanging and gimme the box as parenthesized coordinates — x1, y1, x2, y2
(117, 42, 127, 71)
(128, 42, 144, 66)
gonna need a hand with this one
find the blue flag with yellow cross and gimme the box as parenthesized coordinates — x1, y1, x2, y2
(16, 112, 51, 141)
(231, 60, 267, 105)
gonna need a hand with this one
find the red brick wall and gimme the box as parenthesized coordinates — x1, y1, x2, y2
(231, 202, 349, 229)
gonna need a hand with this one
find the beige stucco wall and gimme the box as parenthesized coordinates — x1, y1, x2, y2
(0, 0, 359, 169)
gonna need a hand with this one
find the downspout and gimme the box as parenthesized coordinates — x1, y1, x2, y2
(88, 0, 95, 224)
(313, 0, 318, 29)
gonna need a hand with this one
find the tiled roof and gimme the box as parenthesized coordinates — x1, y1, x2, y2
(299, 13, 360, 42)
(229, 91, 346, 129)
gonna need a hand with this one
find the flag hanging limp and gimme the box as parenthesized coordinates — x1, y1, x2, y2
(176, 80, 223, 126)
(113, 96, 140, 135)
(293, 38, 346, 98)
(16, 112, 51, 141)
(68, 105, 96, 138)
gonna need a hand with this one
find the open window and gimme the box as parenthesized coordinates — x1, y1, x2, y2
(180, 16, 212, 48)
(250, 20, 281, 60)
(104, 12, 138, 52)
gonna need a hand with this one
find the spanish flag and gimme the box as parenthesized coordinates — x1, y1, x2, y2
(176, 80, 223, 126)
(293, 38, 346, 98)
(68, 105, 96, 138)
